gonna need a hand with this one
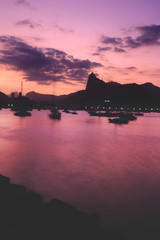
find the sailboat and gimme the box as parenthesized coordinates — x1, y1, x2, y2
(49, 82, 61, 120)
(14, 80, 32, 117)
(14, 109, 32, 117)
(49, 109, 61, 119)
(71, 111, 78, 115)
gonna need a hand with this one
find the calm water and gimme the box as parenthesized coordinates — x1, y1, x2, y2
(1, 109, 160, 239)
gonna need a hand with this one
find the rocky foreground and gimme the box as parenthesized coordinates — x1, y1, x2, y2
(0, 174, 106, 240)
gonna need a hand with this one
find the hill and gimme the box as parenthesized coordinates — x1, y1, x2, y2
(25, 91, 66, 104)
(0, 91, 10, 106)
(25, 73, 160, 107)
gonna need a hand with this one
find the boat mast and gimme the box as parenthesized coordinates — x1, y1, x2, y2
(52, 81, 56, 107)
(21, 80, 23, 96)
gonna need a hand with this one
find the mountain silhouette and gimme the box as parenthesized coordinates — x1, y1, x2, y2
(26, 73, 160, 107)
(85, 73, 160, 106)
(1, 73, 160, 107)
(88, 73, 160, 106)
(0, 91, 10, 106)
(25, 91, 66, 104)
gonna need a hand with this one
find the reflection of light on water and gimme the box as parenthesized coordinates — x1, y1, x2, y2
(1, 109, 160, 239)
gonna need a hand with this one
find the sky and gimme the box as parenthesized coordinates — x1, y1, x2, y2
(0, 0, 160, 95)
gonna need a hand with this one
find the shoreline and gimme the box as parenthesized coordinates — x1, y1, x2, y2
(0, 173, 107, 240)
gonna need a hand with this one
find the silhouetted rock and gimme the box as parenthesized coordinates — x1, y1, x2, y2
(107, 230, 126, 240)
(0, 173, 106, 240)
(86, 72, 107, 94)
(0, 174, 10, 185)
(26, 91, 66, 104)
(85, 73, 160, 106)
(0, 91, 10, 106)
(25, 73, 160, 107)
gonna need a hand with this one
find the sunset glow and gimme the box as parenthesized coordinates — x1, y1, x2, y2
(1, 0, 160, 95)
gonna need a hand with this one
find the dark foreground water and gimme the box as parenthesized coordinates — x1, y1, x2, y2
(0, 109, 160, 239)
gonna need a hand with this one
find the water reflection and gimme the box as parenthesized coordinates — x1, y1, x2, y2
(0, 109, 160, 239)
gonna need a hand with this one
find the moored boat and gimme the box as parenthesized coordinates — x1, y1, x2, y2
(71, 111, 78, 114)
(134, 112, 144, 116)
(89, 111, 119, 117)
(119, 112, 137, 120)
(89, 111, 108, 117)
(14, 110, 32, 117)
(63, 110, 70, 113)
(108, 117, 129, 124)
(49, 109, 61, 120)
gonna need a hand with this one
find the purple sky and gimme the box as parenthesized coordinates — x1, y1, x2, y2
(0, 0, 160, 95)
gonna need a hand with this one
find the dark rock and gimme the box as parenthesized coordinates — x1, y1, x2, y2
(0, 174, 10, 185)
(27, 72, 160, 107)
(0, 174, 106, 240)
(107, 230, 126, 240)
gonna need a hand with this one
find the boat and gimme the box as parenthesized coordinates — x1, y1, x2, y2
(49, 109, 61, 120)
(105, 111, 120, 117)
(89, 111, 118, 117)
(88, 111, 99, 116)
(108, 117, 129, 124)
(89, 111, 107, 117)
(63, 110, 70, 113)
(71, 111, 78, 115)
(134, 112, 144, 116)
(11, 107, 19, 112)
(48, 80, 62, 119)
(14, 110, 32, 117)
(119, 112, 137, 121)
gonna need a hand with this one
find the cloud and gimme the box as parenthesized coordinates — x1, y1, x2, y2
(15, 0, 35, 10)
(114, 47, 126, 53)
(101, 36, 123, 46)
(0, 36, 102, 85)
(15, 19, 42, 29)
(106, 65, 138, 75)
(23, 71, 63, 83)
(124, 36, 140, 48)
(92, 53, 101, 56)
(32, 37, 43, 41)
(54, 24, 74, 33)
(94, 46, 125, 55)
(16, 0, 30, 7)
(107, 66, 116, 69)
(126, 67, 137, 70)
(100, 25, 160, 51)
(15, 19, 35, 28)
(97, 47, 112, 52)
(127, 25, 160, 48)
